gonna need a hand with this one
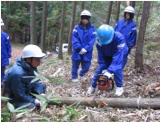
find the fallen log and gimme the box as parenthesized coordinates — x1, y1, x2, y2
(48, 97, 160, 109)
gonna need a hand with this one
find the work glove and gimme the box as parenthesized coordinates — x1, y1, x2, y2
(40, 93, 46, 97)
(34, 99, 40, 106)
(102, 69, 108, 74)
(79, 48, 87, 55)
(103, 72, 112, 79)
(87, 86, 95, 94)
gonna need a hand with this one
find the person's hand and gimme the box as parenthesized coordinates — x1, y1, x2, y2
(103, 72, 112, 79)
(79, 48, 87, 55)
(102, 69, 108, 74)
(40, 93, 46, 97)
(34, 99, 40, 106)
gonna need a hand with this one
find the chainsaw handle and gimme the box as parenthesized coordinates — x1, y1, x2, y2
(98, 74, 109, 79)
(107, 78, 114, 91)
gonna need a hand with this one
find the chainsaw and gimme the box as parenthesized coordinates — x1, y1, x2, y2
(93, 74, 114, 101)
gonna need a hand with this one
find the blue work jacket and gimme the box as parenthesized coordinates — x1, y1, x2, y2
(4, 57, 44, 103)
(71, 24, 96, 61)
(114, 18, 137, 50)
(96, 32, 128, 74)
(1, 31, 12, 66)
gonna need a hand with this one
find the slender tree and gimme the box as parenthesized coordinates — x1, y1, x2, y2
(40, 1, 47, 52)
(130, 1, 136, 8)
(106, 1, 113, 24)
(81, 1, 84, 10)
(115, 1, 121, 23)
(58, 1, 66, 59)
(68, 1, 77, 55)
(30, 1, 37, 44)
(135, 1, 151, 71)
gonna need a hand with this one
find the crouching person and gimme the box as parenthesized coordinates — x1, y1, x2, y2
(87, 24, 128, 96)
(4, 44, 46, 109)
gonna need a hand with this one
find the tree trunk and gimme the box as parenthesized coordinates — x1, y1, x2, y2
(135, 1, 151, 71)
(30, 1, 37, 44)
(48, 97, 160, 109)
(115, 1, 121, 23)
(136, 2, 143, 26)
(68, 1, 77, 55)
(130, 1, 136, 8)
(40, 1, 47, 52)
(58, 1, 66, 59)
(126, 1, 129, 6)
(81, 1, 84, 10)
(106, 1, 113, 24)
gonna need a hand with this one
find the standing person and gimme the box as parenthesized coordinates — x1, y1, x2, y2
(87, 24, 128, 96)
(1, 18, 12, 87)
(4, 44, 46, 109)
(114, 6, 137, 67)
(71, 10, 96, 82)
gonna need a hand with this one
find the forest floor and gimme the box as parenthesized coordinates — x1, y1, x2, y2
(5, 38, 160, 121)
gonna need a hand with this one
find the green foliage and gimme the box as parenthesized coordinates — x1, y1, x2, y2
(23, 71, 49, 83)
(1, 96, 11, 102)
(61, 101, 83, 121)
(146, 42, 159, 50)
(49, 77, 64, 84)
(31, 92, 61, 113)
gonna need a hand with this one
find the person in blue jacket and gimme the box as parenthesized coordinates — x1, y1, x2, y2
(71, 10, 96, 82)
(4, 44, 46, 109)
(114, 6, 137, 67)
(87, 24, 128, 96)
(1, 19, 12, 87)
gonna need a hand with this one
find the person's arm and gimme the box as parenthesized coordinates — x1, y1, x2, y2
(107, 34, 127, 73)
(91, 44, 108, 88)
(11, 75, 35, 102)
(72, 26, 82, 52)
(6, 34, 12, 58)
(127, 25, 137, 49)
(114, 20, 119, 31)
(84, 27, 96, 52)
(32, 80, 44, 94)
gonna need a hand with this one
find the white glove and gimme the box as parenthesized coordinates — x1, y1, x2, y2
(40, 93, 46, 97)
(79, 48, 87, 55)
(34, 99, 40, 106)
(104, 72, 112, 79)
(102, 69, 108, 74)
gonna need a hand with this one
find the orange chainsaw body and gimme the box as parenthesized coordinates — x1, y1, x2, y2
(96, 74, 114, 91)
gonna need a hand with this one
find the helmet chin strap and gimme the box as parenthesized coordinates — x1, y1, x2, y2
(25, 57, 34, 68)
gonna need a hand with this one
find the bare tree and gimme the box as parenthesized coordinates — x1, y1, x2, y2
(115, 1, 121, 23)
(30, 1, 37, 44)
(130, 1, 136, 8)
(135, 1, 151, 71)
(81, 1, 84, 10)
(40, 1, 47, 52)
(58, 1, 66, 59)
(106, 1, 113, 24)
(68, 1, 77, 55)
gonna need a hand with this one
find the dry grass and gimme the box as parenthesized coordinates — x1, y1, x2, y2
(9, 40, 160, 121)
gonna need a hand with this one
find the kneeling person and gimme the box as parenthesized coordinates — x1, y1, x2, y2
(4, 44, 46, 109)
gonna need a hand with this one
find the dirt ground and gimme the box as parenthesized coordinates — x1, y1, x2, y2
(7, 43, 160, 122)
(10, 45, 23, 63)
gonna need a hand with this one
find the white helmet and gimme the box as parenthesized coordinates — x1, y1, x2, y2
(1, 19, 4, 26)
(22, 44, 46, 58)
(124, 6, 135, 14)
(80, 10, 92, 17)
